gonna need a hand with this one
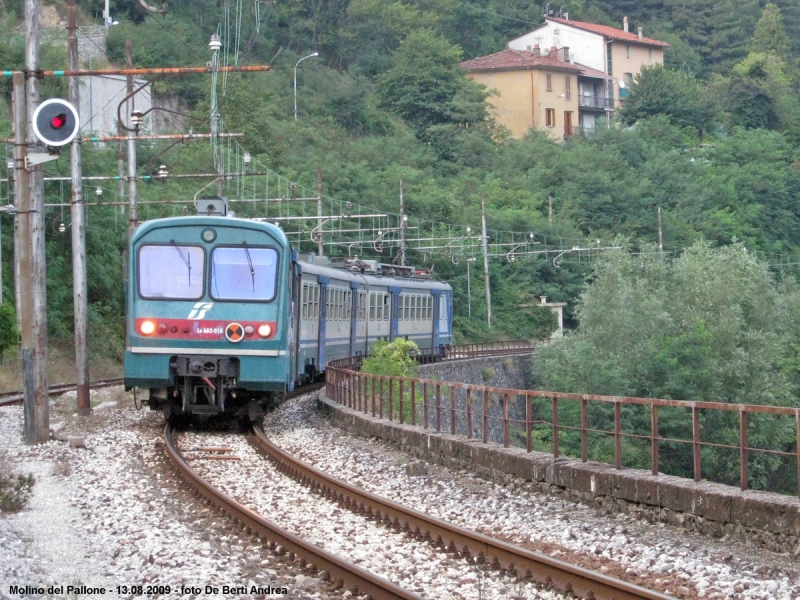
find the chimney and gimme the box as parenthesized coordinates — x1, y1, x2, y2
(623, 16, 628, 32)
(533, 43, 540, 56)
(638, 26, 643, 40)
(549, 46, 557, 58)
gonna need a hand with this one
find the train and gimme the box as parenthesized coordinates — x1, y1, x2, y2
(123, 200, 453, 422)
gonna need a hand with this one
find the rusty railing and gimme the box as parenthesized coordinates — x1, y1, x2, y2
(326, 346, 800, 499)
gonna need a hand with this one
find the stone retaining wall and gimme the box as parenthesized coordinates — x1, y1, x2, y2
(319, 354, 800, 554)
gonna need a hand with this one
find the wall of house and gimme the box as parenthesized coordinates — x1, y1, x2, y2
(508, 22, 605, 73)
(533, 70, 579, 141)
(610, 42, 664, 102)
(467, 68, 580, 140)
(466, 71, 534, 139)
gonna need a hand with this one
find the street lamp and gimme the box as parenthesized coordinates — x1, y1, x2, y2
(466, 257, 477, 317)
(294, 52, 319, 121)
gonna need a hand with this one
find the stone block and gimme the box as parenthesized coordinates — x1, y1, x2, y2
(610, 471, 638, 502)
(551, 460, 575, 488)
(636, 475, 660, 506)
(731, 492, 793, 533)
(658, 476, 696, 514)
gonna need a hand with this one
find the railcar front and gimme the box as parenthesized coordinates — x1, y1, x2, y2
(124, 216, 294, 422)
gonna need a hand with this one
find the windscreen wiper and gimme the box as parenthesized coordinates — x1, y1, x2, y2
(242, 241, 255, 291)
(171, 239, 191, 286)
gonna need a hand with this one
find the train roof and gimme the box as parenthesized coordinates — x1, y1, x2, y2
(130, 216, 290, 247)
(298, 256, 452, 292)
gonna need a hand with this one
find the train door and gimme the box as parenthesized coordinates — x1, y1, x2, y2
(388, 286, 401, 341)
(439, 292, 450, 341)
(348, 282, 359, 356)
(317, 276, 330, 372)
(289, 252, 300, 390)
(431, 290, 442, 349)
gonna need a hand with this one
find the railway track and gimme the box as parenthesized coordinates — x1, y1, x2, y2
(165, 421, 423, 600)
(250, 422, 674, 600)
(0, 378, 125, 407)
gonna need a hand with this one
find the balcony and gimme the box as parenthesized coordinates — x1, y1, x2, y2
(578, 95, 615, 110)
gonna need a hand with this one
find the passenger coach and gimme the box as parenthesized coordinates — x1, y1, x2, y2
(124, 205, 452, 421)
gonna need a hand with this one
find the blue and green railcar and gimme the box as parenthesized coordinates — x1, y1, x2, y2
(124, 210, 452, 422)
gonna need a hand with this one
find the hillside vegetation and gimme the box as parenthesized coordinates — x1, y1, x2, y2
(1, 0, 800, 402)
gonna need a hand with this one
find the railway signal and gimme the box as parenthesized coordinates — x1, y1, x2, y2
(32, 99, 80, 147)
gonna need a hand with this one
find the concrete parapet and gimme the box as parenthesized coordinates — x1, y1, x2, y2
(319, 390, 800, 554)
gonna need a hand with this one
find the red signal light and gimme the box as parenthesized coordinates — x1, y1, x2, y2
(50, 114, 67, 129)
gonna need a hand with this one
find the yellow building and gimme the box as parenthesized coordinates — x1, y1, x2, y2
(461, 48, 603, 140)
(507, 16, 669, 111)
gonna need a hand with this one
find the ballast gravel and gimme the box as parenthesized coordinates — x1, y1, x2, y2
(263, 394, 800, 600)
(0, 390, 354, 600)
(179, 430, 563, 600)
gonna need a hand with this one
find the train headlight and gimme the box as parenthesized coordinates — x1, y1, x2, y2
(257, 324, 272, 338)
(140, 320, 156, 335)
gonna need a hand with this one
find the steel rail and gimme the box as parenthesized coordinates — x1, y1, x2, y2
(251, 424, 672, 600)
(164, 423, 421, 600)
(0, 377, 124, 406)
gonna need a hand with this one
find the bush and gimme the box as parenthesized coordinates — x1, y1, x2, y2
(0, 472, 35, 512)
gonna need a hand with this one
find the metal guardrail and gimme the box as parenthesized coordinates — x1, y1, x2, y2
(326, 344, 800, 499)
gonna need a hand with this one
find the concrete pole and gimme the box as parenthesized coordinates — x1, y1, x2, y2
(317, 168, 323, 257)
(69, 0, 90, 416)
(399, 180, 405, 267)
(13, 72, 36, 444)
(481, 192, 492, 327)
(10, 118, 21, 323)
(25, 0, 49, 443)
(549, 196, 553, 227)
(126, 40, 138, 237)
(658, 206, 663, 253)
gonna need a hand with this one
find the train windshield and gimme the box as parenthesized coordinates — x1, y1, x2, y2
(211, 246, 278, 301)
(138, 244, 205, 299)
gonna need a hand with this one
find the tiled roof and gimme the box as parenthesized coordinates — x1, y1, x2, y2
(546, 17, 670, 47)
(460, 49, 583, 72)
(574, 62, 614, 80)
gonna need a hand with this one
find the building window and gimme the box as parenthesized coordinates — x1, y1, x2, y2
(648, 48, 653, 63)
(565, 76, 571, 100)
(546, 108, 555, 127)
(546, 73, 552, 91)
(564, 111, 573, 136)
(626, 44, 631, 59)
(606, 43, 613, 76)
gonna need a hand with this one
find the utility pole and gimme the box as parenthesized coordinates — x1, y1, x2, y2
(13, 71, 35, 444)
(399, 180, 405, 267)
(657, 206, 663, 253)
(68, 0, 90, 416)
(25, 0, 49, 442)
(481, 192, 492, 327)
(316, 168, 323, 257)
(126, 40, 138, 238)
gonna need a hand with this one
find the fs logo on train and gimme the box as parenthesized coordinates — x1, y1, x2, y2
(187, 302, 214, 319)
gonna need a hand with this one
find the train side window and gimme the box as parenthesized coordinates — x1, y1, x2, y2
(427, 296, 432, 320)
(360, 292, 366, 320)
(369, 293, 376, 321)
(346, 291, 351, 321)
(376, 294, 383, 321)
(383, 294, 390, 321)
(302, 284, 308, 320)
(314, 286, 319, 319)
(415, 295, 420, 320)
(403, 295, 409, 321)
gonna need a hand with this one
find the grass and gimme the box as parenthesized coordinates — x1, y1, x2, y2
(0, 342, 122, 394)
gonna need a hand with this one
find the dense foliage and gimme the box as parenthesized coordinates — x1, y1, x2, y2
(1, 0, 800, 409)
(534, 242, 800, 491)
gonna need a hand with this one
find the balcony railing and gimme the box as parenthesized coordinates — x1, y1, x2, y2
(578, 95, 615, 110)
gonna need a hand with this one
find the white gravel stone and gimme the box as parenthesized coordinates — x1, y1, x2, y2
(263, 394, 800, 600)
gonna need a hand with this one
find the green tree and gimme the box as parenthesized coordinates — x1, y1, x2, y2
(377, 29, 488, 135)
(749, 3, 792, 61)
(616, 65, 716, 135)
(0, 302, 16, 364)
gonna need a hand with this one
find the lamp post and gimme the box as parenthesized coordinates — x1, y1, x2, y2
(466, 257, 477, 317)
(294, 52, 318, 121)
